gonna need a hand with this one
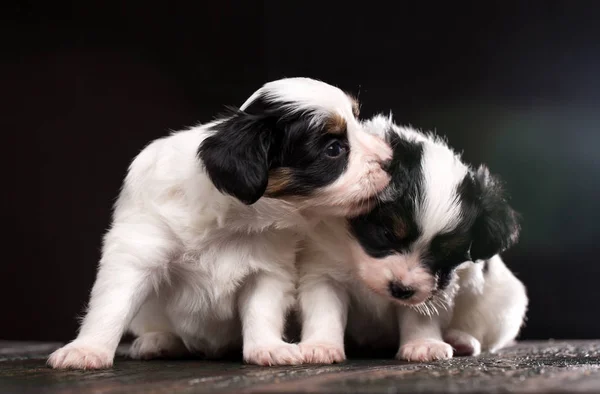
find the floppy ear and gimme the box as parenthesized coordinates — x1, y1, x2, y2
(470, 165, 521, 261)
(198, 109, 274, 205)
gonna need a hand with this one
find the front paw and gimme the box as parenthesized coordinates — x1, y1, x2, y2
(397, 339, 453, 362)
(47, 341, 113, 370)
(244, 342, 303, 366)
(443, 329, 481, 357)
(299, 342, 345, 364)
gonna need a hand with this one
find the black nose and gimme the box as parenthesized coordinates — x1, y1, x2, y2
(388, 282, 416, 300)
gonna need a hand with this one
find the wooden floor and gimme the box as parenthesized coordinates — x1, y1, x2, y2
(1, 340, 600, 393)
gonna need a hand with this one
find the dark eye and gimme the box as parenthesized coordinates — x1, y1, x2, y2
(325, 140, 346, 158)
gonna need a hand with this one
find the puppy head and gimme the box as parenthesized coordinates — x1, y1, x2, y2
(198, 78, 391, 216)
(348, 116, 520, 307)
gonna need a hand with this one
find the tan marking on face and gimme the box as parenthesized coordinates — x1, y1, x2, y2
(395, 218, 407, 240)
(265, 167, 293, 195)
(325, 113, 347, 135)
(301, 119, 392, 216)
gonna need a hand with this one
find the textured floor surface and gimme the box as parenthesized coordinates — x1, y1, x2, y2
(1, 340, 600, 393)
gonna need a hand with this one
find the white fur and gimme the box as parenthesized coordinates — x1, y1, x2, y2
(417, 142, 469, 240)
(297, 118, 528, 364)
(444, 256, 528, 356)
(241, 77, 356, 127)
(297, 208, 527, 366)
(296, 218, 448, 363)
(252, 79, 392, 217)
(349, 118, 471, 305)
(48, 78, 391, 369)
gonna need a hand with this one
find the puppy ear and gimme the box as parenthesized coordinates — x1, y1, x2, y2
(198, 109, 274, 205)
(385, 131, 423, 197)
(470, 165, 521, 261)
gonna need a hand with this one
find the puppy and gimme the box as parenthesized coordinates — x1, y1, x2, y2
(297, 114, 527, 364)
(48, 78, 391, 369)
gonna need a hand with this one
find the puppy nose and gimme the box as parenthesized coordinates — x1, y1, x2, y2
(388, 282, 416, 300)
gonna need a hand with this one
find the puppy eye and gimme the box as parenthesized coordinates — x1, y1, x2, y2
(325, 140, 346, 158)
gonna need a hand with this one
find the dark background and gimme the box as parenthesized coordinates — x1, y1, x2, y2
(3, 1, 599, 342)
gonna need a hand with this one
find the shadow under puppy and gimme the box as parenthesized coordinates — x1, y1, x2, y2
(48, 78, 392, 369)
(297, 115, 527, 363)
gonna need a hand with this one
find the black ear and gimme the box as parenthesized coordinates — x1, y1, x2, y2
(470, 165, 521, 261)
(385, 131, 424, 197)
(198, 109, 274, 205)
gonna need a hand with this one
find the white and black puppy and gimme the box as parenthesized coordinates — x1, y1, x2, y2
(297, 115, 526, 364)
(48, 78, 392, 369)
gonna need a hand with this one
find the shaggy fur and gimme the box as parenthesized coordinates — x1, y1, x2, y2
(297, 115, 527, 364)
(48, 78, 391, 369)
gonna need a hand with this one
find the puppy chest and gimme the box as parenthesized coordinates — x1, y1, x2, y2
(166, 251, 252, 315)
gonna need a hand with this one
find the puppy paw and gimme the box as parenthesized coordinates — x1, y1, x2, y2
(444, 329, 481, 357)
(244, 342, 303, 366)
(299, 342, 345, 364)
(397, 339, 453, 362)
(129, 332, 188, 360)
(47, 341, 113, 370)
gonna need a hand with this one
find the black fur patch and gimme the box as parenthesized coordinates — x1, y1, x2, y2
(349, 132, 424, 258)
(385, 131, 425, 197)
(427, 169, 520, 288)
(436, 268, 454, 290)
(268, 112, 349, 197)
(198, 94, 350, 203)
(482, 259, 490, 274)
(469, 166, 521, 261)
(198, 108, 273, 204)
(429, 229, 472, 268)
(349, 130, 520, 293)
(428, 218, 473, 290)
(425, 174, 480, 273)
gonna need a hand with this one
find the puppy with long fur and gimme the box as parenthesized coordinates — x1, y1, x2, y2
(48, 78, 392, 369)
(297, 115, 527, 364)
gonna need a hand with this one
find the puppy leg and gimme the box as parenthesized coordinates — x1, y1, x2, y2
(447, 256, 528, 354)
(484, 257, 528, 353)
(48, 218, 178, 369)
(298, 278, 348, 364)
(397, 307, 453, 362)
(239, 272, 303, 366)
(443, 329, 482, 356)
